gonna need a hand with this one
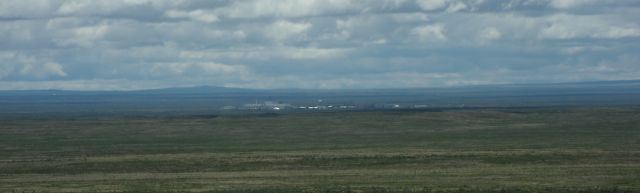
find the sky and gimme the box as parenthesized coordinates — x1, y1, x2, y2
(0, 0, 639, 90)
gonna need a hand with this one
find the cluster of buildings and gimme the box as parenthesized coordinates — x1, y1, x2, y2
(219, 100, 434, 111)
(219, 100, 359, 111)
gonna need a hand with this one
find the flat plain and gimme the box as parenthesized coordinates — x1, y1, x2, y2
(1, 108, 639, 192)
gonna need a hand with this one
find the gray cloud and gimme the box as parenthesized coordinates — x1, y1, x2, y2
(0, 0, 639, 90)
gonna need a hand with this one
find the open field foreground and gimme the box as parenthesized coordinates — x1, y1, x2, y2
(1, 108, 639, 193)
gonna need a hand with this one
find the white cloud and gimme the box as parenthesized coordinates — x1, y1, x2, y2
(411, 24, 447, 42)
(0, 0, 58, 18)
(20, 62, 68, 78)
(165, 9, 219, 23)
(52, 23, 109, 47)
(391, 12, 429, 23)
(382, 0, 413, 9)
(332, 15, 387, 43)
(219, 0, 358, 19)
(416, 0, 448, 11)
(0, 53, 67, 80)
(596, 27, 640, 39)
(267, 20, 312, 43)
(281, 47, 351, 59)
(539, 14, 640, 39)
(180, 47, 351, 60)
(548, 0, 599, 9)
(583, 55, 640, 74)
(57, 0, 137, 16)
(0, 79, 170, 91)
(415, 0, 482, 12)
(373, 38, 388, 45)
(562, 46, 610, 55)
(478, 27, 502, 41)
(446, 1, 468, 12)
(149, 62, 248, 77)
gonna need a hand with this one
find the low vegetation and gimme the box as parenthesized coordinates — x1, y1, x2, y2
(1, 108, 639, 192)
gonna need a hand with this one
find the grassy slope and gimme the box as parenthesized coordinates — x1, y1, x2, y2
(0, 108, 639, 192)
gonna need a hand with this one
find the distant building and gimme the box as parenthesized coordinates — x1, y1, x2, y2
(220, 106, 236, 110)
(242, 103, 263, 110)
(413, 104, 429, 108)
(264, 101, 293, 110)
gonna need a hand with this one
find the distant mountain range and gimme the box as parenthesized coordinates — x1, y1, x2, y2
(2, 79, 639, 94)
(1, 80, 639, 116)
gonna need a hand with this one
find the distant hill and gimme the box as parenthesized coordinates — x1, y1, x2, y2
(126, 86, 261, 95)
(1, 80, 639, 116)
(2, 79, 639, 95)
(0, 86, 259, 96)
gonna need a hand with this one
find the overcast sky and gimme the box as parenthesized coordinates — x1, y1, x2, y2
(1, 0, 639, 90)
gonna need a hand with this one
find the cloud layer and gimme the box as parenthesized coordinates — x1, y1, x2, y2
(1, 0, 639, 90)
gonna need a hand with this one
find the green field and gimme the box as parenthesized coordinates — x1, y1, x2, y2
(1, 108, 639, 192)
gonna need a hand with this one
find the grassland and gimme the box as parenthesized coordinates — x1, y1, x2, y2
(1, 108, 639, 192)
